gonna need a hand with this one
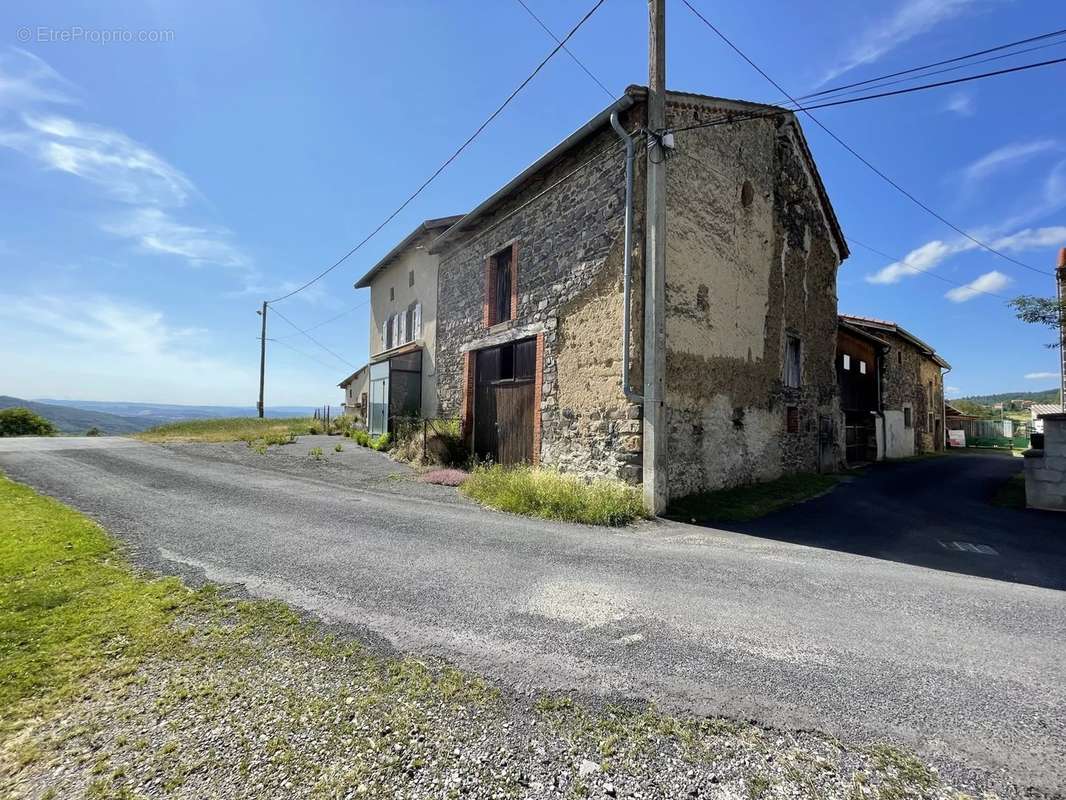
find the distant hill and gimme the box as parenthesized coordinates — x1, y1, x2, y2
(956, 389, 1062, 406)
(38, 399, 340, 425)
(0, 396, 147, 435)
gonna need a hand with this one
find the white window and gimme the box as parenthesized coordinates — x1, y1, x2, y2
(382, 319, 389, 351)
(784, 335, 801, 388)
(859, 360, 866, 375)
(842, 353, 851, 370)
(398, 309, 407, 344)
(390, 314, 400, 349)
(413, 302, 422, 339)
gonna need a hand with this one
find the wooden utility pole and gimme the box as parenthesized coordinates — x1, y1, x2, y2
(643, 0, 668, 514)
(257, 301, 267, 418)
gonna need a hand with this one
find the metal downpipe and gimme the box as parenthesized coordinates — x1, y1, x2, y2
(610, 110, 643, 404)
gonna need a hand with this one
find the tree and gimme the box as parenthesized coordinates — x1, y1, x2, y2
(1010, 295, 1064, 348)
(0, 407, 57, 437)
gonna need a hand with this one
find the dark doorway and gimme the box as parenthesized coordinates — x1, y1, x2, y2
(473, 338, 536, 465)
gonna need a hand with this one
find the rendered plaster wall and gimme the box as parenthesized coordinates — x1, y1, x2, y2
(661, 100, 844, 497)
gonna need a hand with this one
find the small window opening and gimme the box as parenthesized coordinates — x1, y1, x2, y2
(408, 270, 415, 287)
(499, 343, 515, 381)
(904, 407, 913, 428)
(842, 354, 851, 371)
(786, 406, 799, 433)
(784, 335, 801, 388)
(740, 180, 754, 207)
(897, 351, 902, 365)
(859, 360, 866, 374)
(491, 246, 514, 324)
(389, 287, 395, 302)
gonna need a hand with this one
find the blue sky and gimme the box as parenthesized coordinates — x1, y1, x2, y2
(0, 0, 1063, 405)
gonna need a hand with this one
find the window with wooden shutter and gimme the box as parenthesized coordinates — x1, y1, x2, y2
(398, 309, 407, 344)
(382, 319, 390, 351)
(486, 244, 516, 326)
(392, 314, 400, 348)
(413, 302, 422, 339)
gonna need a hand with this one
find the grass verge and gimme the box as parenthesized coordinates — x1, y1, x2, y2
(460, 464, 646, 526)
(990, 472, 1026, 509)
(135, 417, 314, 444)
(668, 472, 839, 524)
(0, 476, 978, 799)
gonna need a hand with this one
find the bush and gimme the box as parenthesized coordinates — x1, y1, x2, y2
(85, 427, 101, 437)
(334, 443, 344, 453)
(460, 465, 646, 526)
(308, 447, 324, 460)
(352, 430, 370, 447)
(421, 468, 470, 487)
(0, 407, 57, 437)
(371, 432, 391, 452)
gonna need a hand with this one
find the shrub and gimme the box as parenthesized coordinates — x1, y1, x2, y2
(334, 443, 344, 453)
(421, 468, 470, 487)
(85, 427, 101, 437)
(308, 447, 324, 460)
(371, 432, 391, 452)
(352, 430, 370, 447)
(0, 408, 57, 438)
(460, 465, 646, 526)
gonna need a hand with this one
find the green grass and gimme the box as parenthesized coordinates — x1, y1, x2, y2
(136, 417, 315, 444)
(990, 472, 1026, 509)
(668, 472, 839, 524)
(459, 465, 646, 526)
(0, 476, 188, 719)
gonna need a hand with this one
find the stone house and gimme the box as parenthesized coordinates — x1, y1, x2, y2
(351, 214, 463, 435)
(837, 314, 950, 458)
(339, 365, 368, 423)
(428, 85, 848, 497)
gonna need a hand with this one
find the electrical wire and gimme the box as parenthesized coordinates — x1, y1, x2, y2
(266, 0, 608, 304)
(270, 306, 355, 367)
(274, 299, 370, 339)
(846, 237, 1009, 299)
(677, 0, 1059, 278)
(265, 338, 346, 371)
(513, 0, 615, 99)
(794, 27, 1066, 103)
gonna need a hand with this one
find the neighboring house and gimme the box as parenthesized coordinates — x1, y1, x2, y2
(352, 214, 463, 435)
(838, 314, 950, 458)
(1032, 403, 1062, 434)
(836, 318, 888, 464)
(429, 86, 848, 497)
(339, 365, 368, 423)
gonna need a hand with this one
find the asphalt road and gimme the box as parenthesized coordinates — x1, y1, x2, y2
(2, 437, 1064, 794)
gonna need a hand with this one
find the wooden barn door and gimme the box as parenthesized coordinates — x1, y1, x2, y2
(473, 338, 536, 465)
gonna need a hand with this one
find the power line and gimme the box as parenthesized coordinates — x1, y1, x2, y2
(846, 237, 1009, 299)
(266, 337, 346, 371)
(677, 0, 1059, 278)
(783, 38, 1066, 106)
(270, 306, 355, 368)
(513, 0, 615, 99)
(266, 0, 608, 304)
(795, 27, 1066, 103)
(274, 298, 370, 339)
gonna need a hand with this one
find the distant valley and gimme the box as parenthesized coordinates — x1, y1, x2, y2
(1, 397, 340, 436)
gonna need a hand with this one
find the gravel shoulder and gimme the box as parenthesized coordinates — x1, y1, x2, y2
(0, 438, 1063, 797)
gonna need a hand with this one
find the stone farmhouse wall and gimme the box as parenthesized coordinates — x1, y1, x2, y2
(660, 98, 844, 496)
(434, 110, 644, 482)
(879, 331, 944, 454)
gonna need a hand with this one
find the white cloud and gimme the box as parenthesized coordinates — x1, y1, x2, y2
(944, 270, 1011, 302)
(0, 47, 77, 108)
(0, 293, 334, 405)
(820, 0, 975, 85)
(1025, 371, 1058, 380)
(103, 208, 248, 269)
(944, 91, 975, 117)
(962, 139, 1058, 184)
(1, 113, 195, 206)
(867, 226, 1066, 285)
(866, 239, 964, 284)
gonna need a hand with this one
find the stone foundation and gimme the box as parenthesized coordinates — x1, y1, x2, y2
(1024, 412, 1066, 512)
